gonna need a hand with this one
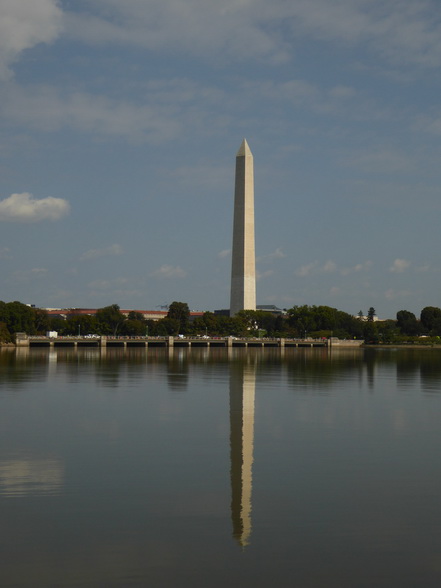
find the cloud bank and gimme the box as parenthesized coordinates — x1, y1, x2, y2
(80, 244, 123, 261)
(151, 265, 187, 279)
(390, 258, 411, 273)
(0, 0, 62, 80)
(63, 0, 441, 69)
(0, 192, 70, 222)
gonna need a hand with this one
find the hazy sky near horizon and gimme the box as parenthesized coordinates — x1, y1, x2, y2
(1, 0, 441, 318)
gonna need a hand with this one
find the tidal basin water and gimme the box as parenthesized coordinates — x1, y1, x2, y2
(1, 346, 441, 587)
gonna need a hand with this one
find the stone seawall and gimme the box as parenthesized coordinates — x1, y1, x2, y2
(329, 338, 364, 348)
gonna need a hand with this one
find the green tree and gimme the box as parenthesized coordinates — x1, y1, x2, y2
(287, 305, 317, 336)
(121, 319, 146, 336)
(145, 320, 156, 336)
(167, 301, 190, 334)
(0, 302, 9, 328)
(48, 316, 68, 335)
(5, 301, 36, 334)
(0, 322, 11, 343)
(33, 308, 49, 334)
(201, 312, 220, 335)
(236, 310, 259, 334)
(420, 306, 441, 335)
(156, 317, 180, 335)
(396, 310, 420, 336)
(363, 320, 379, 343)
(286, 305, 365, 339)
(127, 311, 145, 322)
(367, 307, 376, 322)
(379, 319, 400, 343)
(96, 304, 125, 335)
(120, 311, 147, 336)
(65, 314, 98, 336)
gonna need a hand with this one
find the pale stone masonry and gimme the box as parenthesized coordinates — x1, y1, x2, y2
(230, 139, 256, 316)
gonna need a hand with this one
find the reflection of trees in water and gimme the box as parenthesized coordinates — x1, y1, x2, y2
(283, 349, 367, 392)
(396, 349, 421, 388)
(356, 349, 441, 394)
(4, 346, 441, 395)
(0, 348, 49, 390)
(394, 349, 441, 393)
(95, 348, 159, 388)
(419, 353, 441, 393)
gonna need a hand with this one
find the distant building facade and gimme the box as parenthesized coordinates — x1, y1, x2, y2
(43, 308, 203, 322)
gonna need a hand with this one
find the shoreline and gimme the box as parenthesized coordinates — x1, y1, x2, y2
(363, 344, 441, 349)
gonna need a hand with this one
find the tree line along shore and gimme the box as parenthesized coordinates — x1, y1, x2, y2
(2, 300, 441, 346)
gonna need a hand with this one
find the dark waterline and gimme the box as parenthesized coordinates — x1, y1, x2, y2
(1, 347, 441, 587)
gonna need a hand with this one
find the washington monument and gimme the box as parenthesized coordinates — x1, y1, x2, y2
(230, 139, 256, 316)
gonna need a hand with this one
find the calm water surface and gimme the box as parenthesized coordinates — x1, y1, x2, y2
(1, 346, 441, 587)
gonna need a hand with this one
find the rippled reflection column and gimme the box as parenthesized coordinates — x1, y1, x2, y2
(229, 360, 256, 547)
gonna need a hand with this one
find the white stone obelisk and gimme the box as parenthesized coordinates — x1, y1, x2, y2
(230, 139, 256, 316)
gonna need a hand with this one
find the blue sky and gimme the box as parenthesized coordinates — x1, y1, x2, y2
(1, 0, 441, 318)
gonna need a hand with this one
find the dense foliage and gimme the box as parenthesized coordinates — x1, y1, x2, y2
(0, 301, 49, 342)
(2, 300, 441, 344)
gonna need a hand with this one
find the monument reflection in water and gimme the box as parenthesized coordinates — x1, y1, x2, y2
(229, 358, 256, 547)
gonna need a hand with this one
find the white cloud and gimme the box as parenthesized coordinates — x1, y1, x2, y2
(12, 267, 48, 282)
(295, 259, 374, 278)
(389, 258, 411, 273)
(323, 260, 337, 273)
(344, 149, 415, 174)
(218, 249, 231, 259)
(0, 0, 62, 80)
(0, 74, 360, 144)
(329, 85, 356, 99)
(256, 269, 274, 281)
(283, 0, 441, 69)
(340, 260, 372, 275)
(0, 247, 11, 259)
(295, 260, 337, 277)
(30, 268, 48, 276)
(87, 277, 132, 289)
(385, 288, 412, 300)
(295, 261, 318, 277)
(80, 244, 123, 261)
(414, 111, 441, 137)
(238, 78, 359, 116)
(64, 0, 290, 65)
(0, 192, 70, 222)
(63, 0, 441, 70)
(0, 75, 354, 144)
(257, 248, 286, 263)
(3, 0, 439, 86)
(87, 278, 143, 300)
(0, 84, 181, 142)
(151, 264, 187, 279)
(415, 262, 431, 273)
